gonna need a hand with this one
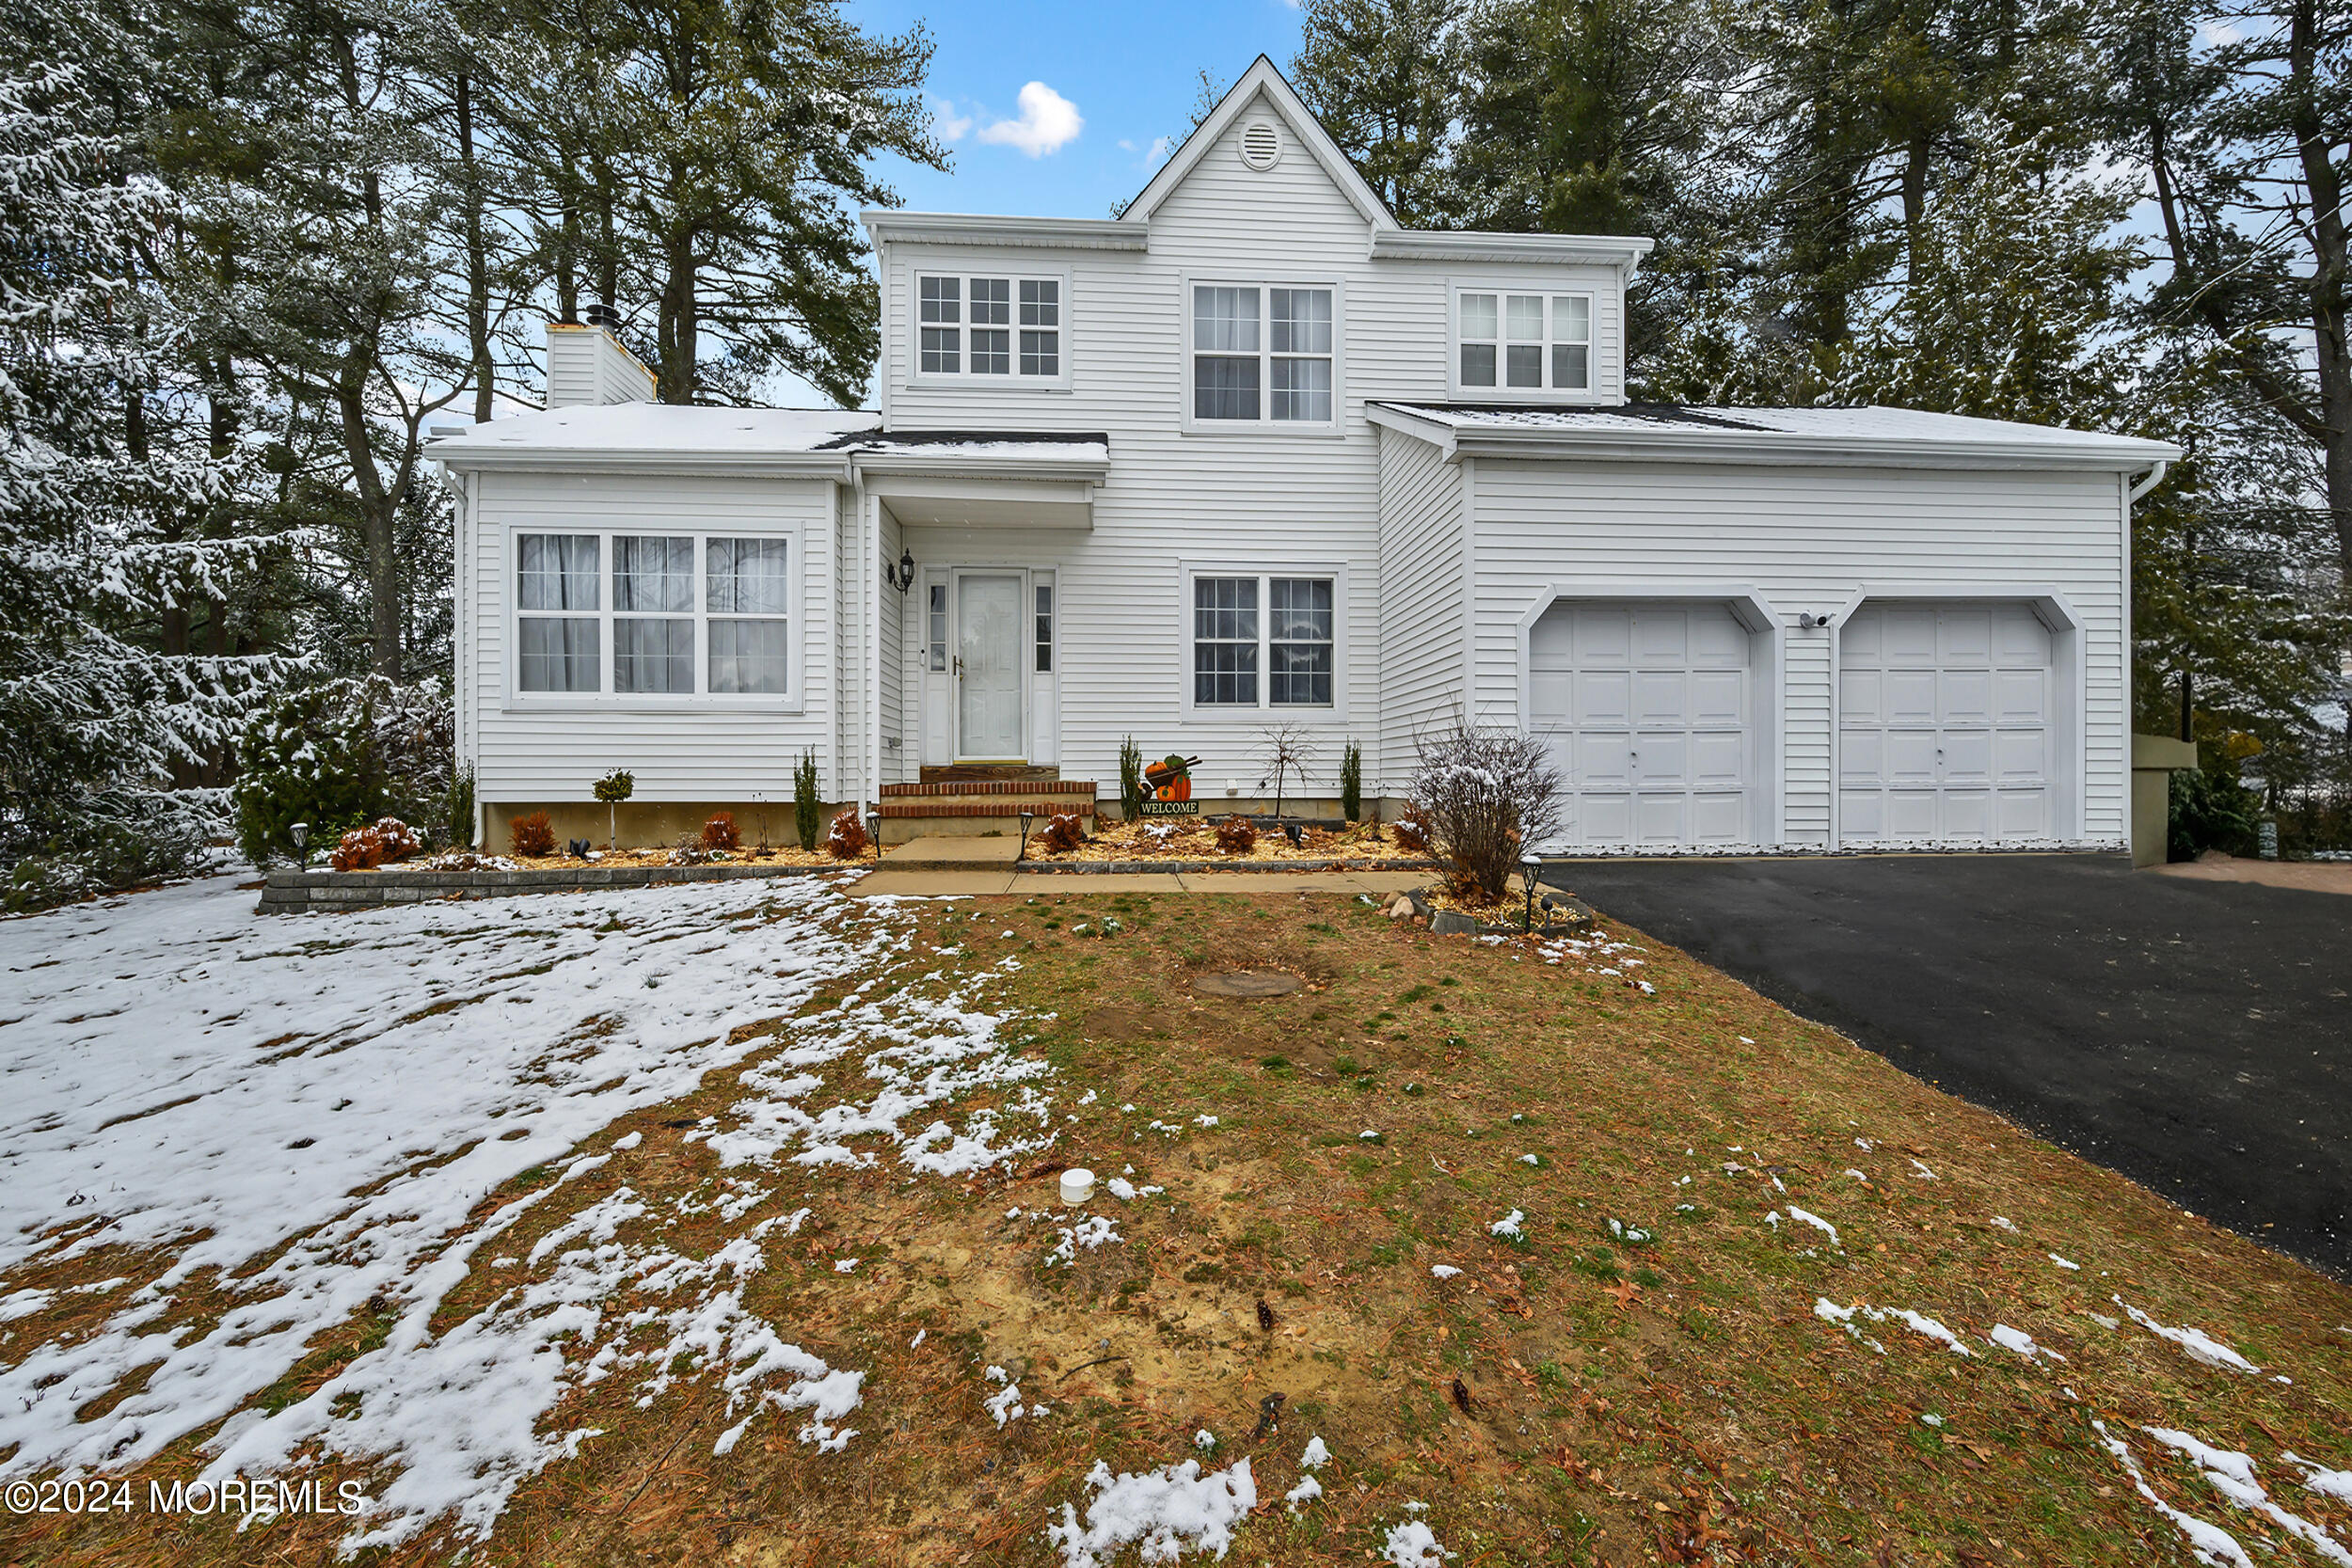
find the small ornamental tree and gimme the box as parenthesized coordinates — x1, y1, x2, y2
(1119, 735, 1146, 821)
(1340, 740, 1363, 821)
(794, 749, 822, 851)
(594, 768, 634, 847)
(1253, 724, 1319, 824)
(1407, 722, 1565, 902)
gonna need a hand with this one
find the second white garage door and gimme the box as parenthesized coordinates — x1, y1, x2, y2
(1528, 600, 1753, 847)
(1838, 601, 2054, 843)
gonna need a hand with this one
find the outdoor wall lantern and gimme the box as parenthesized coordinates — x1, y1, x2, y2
(883, 547, 916, 594)
(1521, 852, 1544, 932)
(290, 821, 310, 871)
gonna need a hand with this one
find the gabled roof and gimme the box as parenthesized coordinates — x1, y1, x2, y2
(1367, 402, 2182, 470)
(1118, 55, 1399, 232)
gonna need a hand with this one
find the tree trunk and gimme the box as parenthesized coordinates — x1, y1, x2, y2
(338, 376, 406, 681)
(656, 231, 698, 404)
(2288, 0, 2352, 588)
(457, 71, 497, 425)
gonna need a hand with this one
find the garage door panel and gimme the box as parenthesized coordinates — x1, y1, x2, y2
(1993, 670, 2046, 724)
(1690, 730, 1745, 787)
(1884, 670, 1939, 725)
(1994, 787, 2049, 835)
(1637, 731, 1690, 786)
(1939, 669, 1993, 726)
(1884, 730, 1940, 784)
(1631, 670, 1689, 727)
(1940, 729, 1994, 786)
(1689, 669, 1745, 725)
(1573, 606, 1632, 663)
(1528, 599, 1753, 848)
(1631, 610, 1689, 661)
(1633, 792, 1688, 843)
(1839, 600, 2055, 845)
(1576, 732, 1633, 789)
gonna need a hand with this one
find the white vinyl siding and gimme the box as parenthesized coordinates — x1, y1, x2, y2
(470, 470, 834, 803)
(1374, 428, 1466, 789)
(1466, 458, 2125, 846)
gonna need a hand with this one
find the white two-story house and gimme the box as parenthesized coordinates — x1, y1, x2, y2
(428, 57, 2178, 855)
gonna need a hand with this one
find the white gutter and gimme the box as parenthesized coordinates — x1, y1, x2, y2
(426, 444, 856, 479)
(1368, 230, 1655, 268)
(2127, 460, 2169, 502)
(860, 211, 1148, 251)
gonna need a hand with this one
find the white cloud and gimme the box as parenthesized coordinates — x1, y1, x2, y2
(1116, 135, 1175, 170)
(930, 96, 972, 143)
(977, 82, 1083, 158)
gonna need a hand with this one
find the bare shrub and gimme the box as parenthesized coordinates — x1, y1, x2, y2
(1215, 814, 1258, 855)
(825, 808, 869, 860)
(509, 812, 555, 858)
(1041, 812, 1086, 853)
(700, 812, 739, 851)
(1407, 722, 1564, 901)
(1391, 802, 1431, 852)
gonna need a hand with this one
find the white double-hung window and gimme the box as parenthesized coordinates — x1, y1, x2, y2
(514, 531, 792, 701)
(1190, 283, 1336, 425)
(1191, 573, 1336, 708)
(916, 272, 1062, 379)
(1456, 290, 1593, 393)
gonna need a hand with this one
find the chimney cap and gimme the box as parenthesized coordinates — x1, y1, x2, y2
(582, 302, 622, 330)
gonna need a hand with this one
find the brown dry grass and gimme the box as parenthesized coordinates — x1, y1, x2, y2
(8, 890, 2349, 1568)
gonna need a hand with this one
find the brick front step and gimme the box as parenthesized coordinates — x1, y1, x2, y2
(877, 799, 1096, 819)
(880, 779, 1096, 800)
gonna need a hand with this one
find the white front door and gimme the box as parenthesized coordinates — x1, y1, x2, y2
(1528, 600, 1753, 847)
(954, 571, 1025, 761)
(1838, 601, 2053, 842)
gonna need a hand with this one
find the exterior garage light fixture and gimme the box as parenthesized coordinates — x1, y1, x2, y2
(883, 547, 916, 594)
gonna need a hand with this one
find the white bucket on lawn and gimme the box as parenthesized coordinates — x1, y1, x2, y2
(1059, 1167, 1095, 1206)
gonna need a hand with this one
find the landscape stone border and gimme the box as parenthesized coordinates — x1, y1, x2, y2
(255, 862, 850, 914)
(1008, 856, 1437, 875)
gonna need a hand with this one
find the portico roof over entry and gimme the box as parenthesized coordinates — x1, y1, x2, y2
(830, 429, 1111, 531)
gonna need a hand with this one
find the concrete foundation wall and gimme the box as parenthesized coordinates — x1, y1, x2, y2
(486, 800, 852, 853)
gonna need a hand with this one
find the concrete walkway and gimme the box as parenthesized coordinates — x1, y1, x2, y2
(848, 866, 1430, 898)
(2150, 853, 2352, 896)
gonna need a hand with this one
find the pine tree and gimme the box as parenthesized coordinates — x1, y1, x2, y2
(0, 0, 285, 902)
(1291, 0, 1469, 226)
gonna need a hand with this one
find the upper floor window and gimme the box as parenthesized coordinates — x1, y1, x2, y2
(1457, 291, 1592, 394)
(917, 272, 1061, 379)
(1191, 283, 1336, 426)
(516, 531, 791, 700)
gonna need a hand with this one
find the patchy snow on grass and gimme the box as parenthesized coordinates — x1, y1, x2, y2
(1046, 1215, 1121, 1267)
(1284, 1473, 1323, 1510)
(2095, 1420, 2255, 1568)
(1814, 1299, 1971, 1356)
(1383, 1517, 1455, 1565)
(1300, 1435, 1329, 1468)
(0, 869, 1050, 1552)
(1430, 1264, 1463, 1279)
(1784, 1206, 1839, 1247)
(2284, 1453, 2352, 1503)
(1989, 1324, 2065, 1362)
(1488, 1209, 1526, 1239)
(2115, 1297, 2263, 1374)
(2049, 1253, 2081, 1270)
(1045, 1456, 1258, 1567)
(2143, 1429, 2352, 1568)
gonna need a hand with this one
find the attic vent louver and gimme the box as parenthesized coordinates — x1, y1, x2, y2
(1239, 120, 1280, 171)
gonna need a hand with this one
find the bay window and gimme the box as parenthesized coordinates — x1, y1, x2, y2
(1191, 283, 1337, 425)
(1192, 573, 1337, 708)
(514, 531, 792, 700)
(1457, 290, 1594, 394)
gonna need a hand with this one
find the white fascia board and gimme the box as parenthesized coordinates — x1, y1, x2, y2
(1364, 403, 1459, 458)
(1121, 55, 1398, 232)
(1430, 423, 2184, 471)
(850, 451, 1111, 484)
(859, 211, 1148, 252)
(1369, 230, 1655, 268)
(428, 444, 853, 479)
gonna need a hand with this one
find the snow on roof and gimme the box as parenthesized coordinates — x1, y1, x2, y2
(426, 406, 1109, 471)
(1371, 401, 2180, 467)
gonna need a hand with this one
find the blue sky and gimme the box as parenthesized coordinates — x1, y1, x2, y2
(848, 0, 1310, 221)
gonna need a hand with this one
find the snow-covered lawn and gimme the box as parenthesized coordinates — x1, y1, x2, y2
(0, 872, 1049, 1549)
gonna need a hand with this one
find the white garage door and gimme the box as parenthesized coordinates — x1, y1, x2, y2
(1838, 601, 2053, 843)
(1528, 600, 1753, 847)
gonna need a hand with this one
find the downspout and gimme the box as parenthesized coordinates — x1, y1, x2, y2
(2127, 460, 2169, 504)
(868, 484, 884, 825)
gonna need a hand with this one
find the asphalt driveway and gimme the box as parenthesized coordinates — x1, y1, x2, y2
(1549, 853, 2350, 1276)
